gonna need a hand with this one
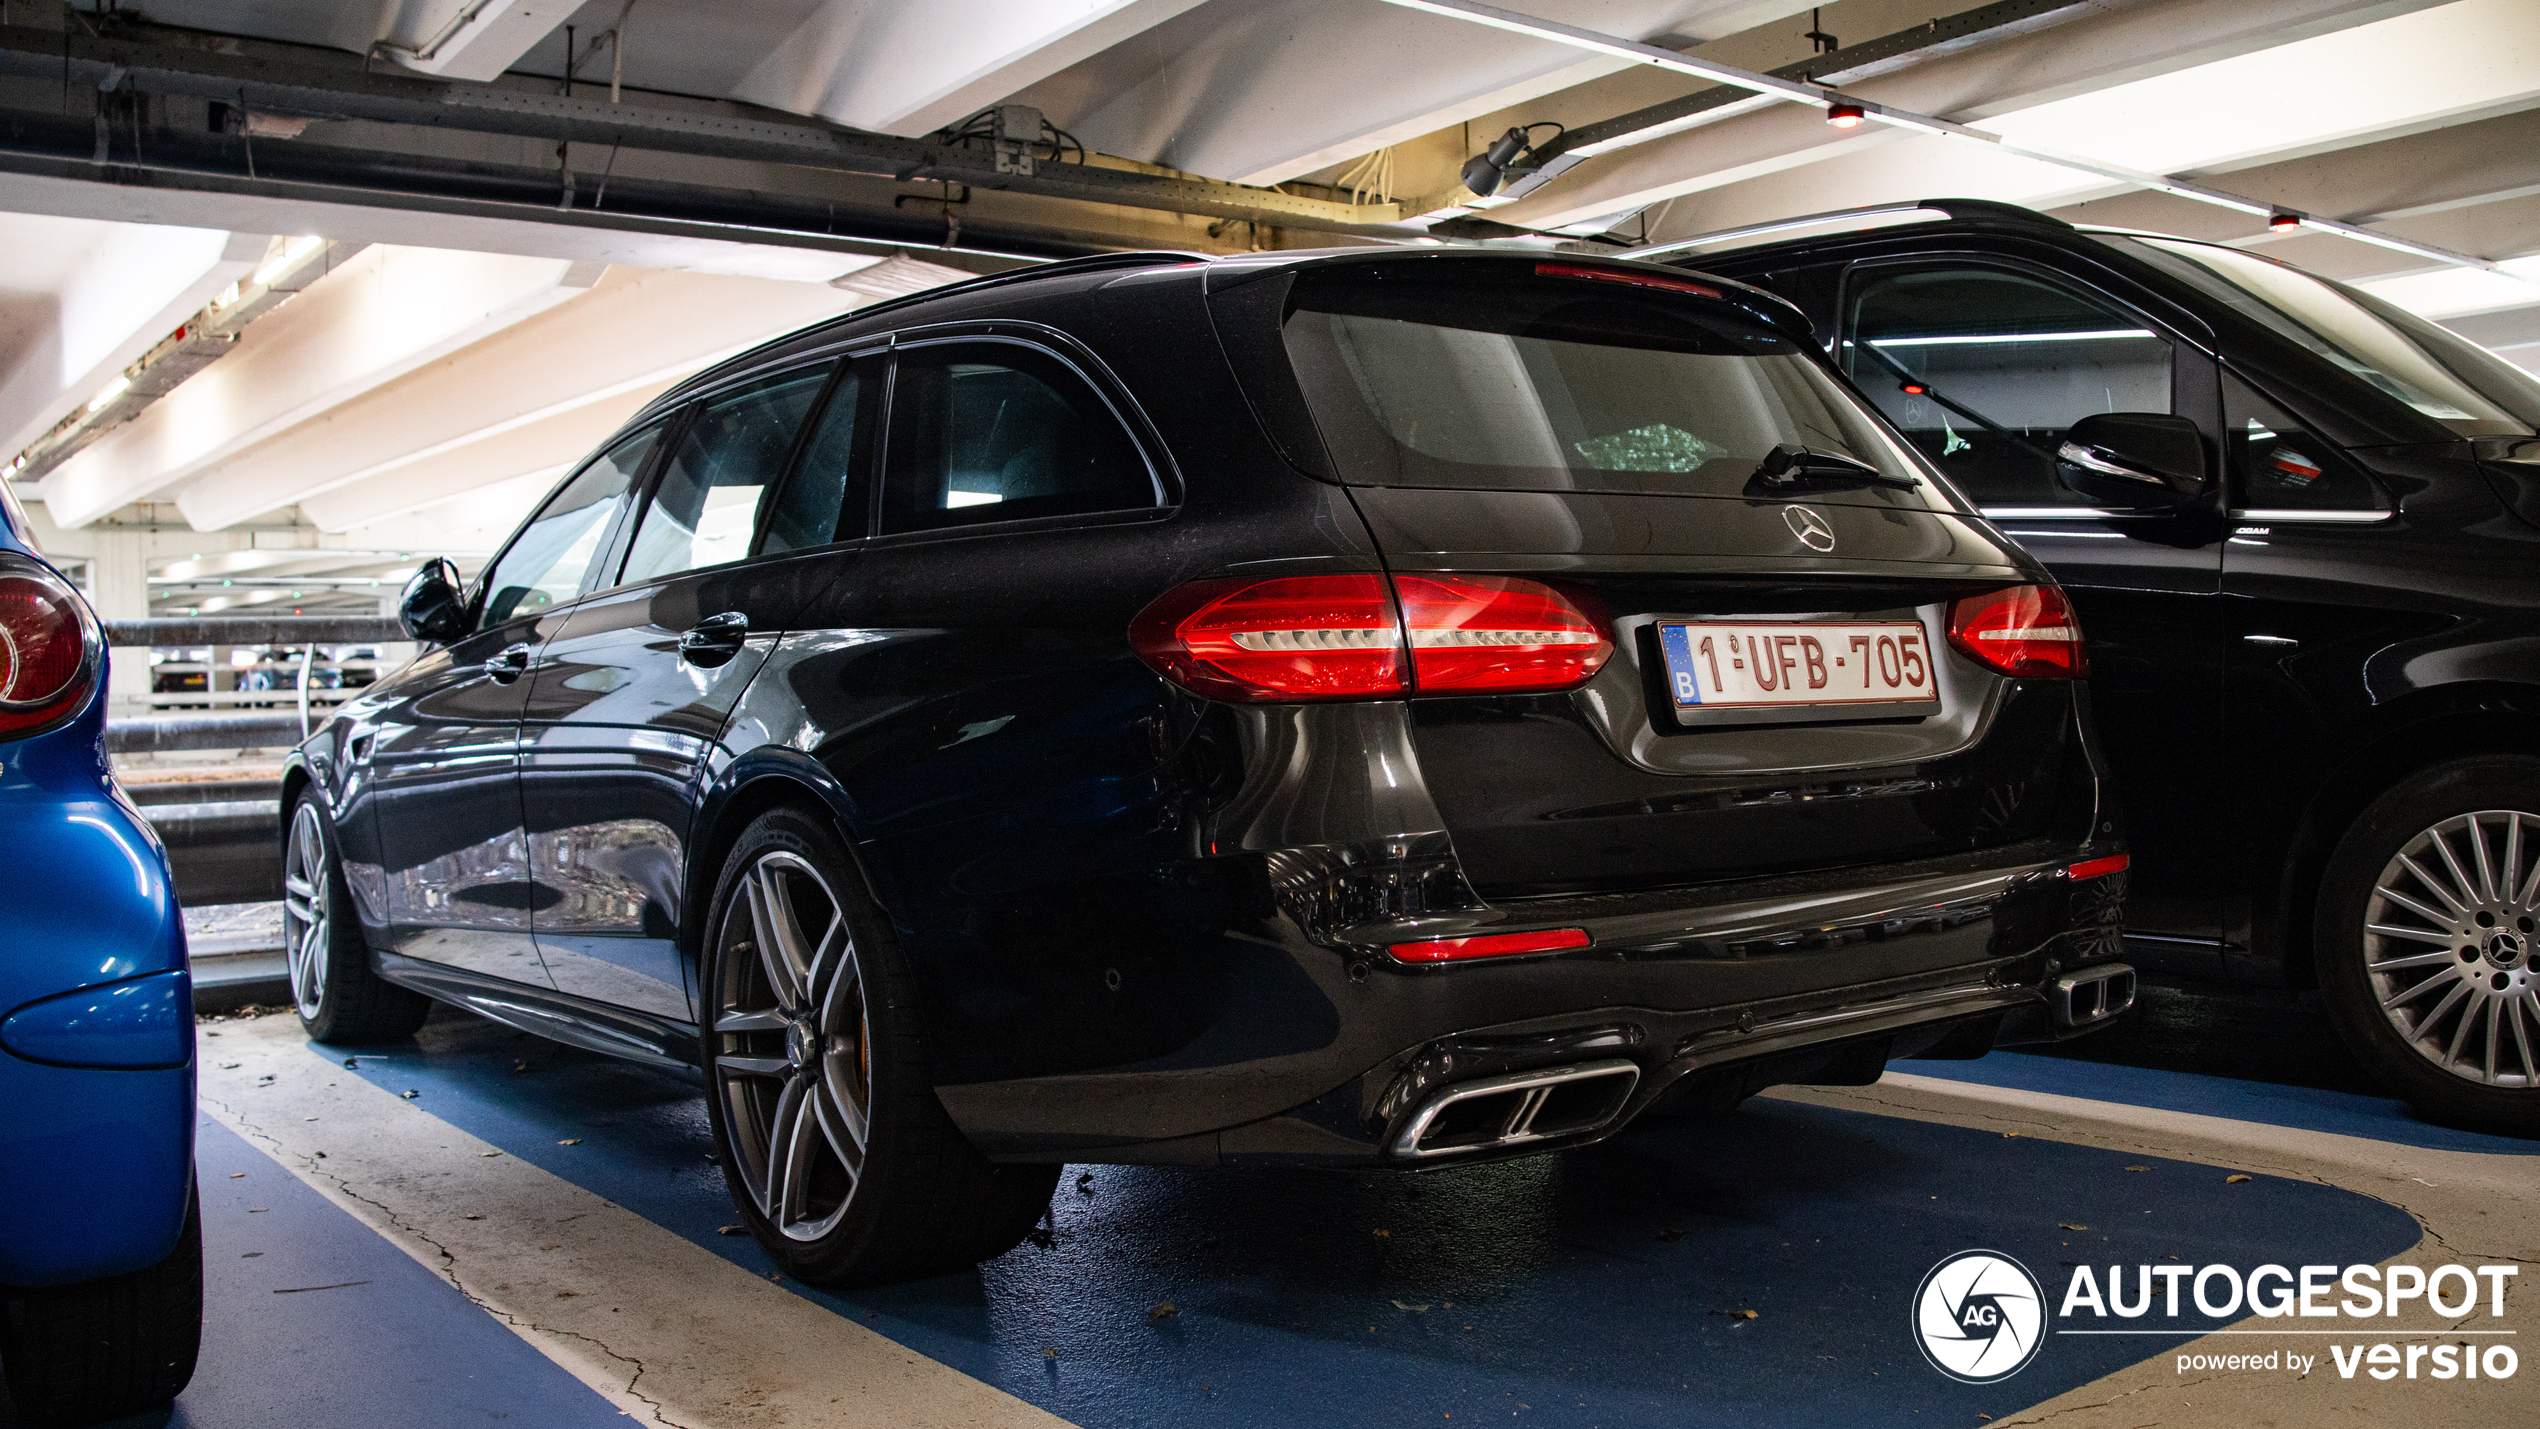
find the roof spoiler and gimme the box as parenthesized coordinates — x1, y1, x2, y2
(1622, 198, 2070, 261)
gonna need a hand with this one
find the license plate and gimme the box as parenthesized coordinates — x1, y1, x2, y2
(1657, 620, 1939, 711)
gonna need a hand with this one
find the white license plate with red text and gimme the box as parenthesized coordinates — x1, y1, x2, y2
(1656, 620, 1938, 711)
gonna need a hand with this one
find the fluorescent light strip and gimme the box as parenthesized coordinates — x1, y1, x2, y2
(1375, 0, 2526, 286)
(1862, 329, 2156, 347)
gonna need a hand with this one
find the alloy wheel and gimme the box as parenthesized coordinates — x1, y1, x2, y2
(712, 849, 872, 1242)
(2362, 809, 2540, 1088)
(280, 801, 331, 1020)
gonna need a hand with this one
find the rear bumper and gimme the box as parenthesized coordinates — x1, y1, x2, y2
(942, 838, 2128, 1167)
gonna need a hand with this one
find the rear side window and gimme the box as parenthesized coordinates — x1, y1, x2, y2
(880, 342, 1158, 534)
(764, 357, 880, 553)
(1843, 266, 2174, 509)
(621, 366, 831, 585)
(480, 423, 658, 629)
(1282, 269, 1934, 504)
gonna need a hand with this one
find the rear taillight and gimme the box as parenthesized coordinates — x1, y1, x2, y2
(1130, 573, 1611, 703)
(1396, 574, 1610, 695)
(0, 556, 98, 739)
(1128, 574, 1403, 702)
(1948, 584, 2086, 679)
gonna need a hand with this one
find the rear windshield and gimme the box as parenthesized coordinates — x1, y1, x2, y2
(1282, 270, 1945, 507)
(2109, 235, 2540, 437)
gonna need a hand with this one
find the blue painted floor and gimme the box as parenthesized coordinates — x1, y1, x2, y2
(0, 1115, 629, 1429)
(313, 1012, 2425, 1429)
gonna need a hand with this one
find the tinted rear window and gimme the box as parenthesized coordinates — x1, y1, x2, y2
(1282, 271, 1943, 507)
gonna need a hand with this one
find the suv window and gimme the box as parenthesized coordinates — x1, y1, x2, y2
(479, 423, 659, 629)
(1844, 266, 2175, 508)
(2225, 375, 2385, 513)
(621, 366, 832, 586)
(763, 356, 879, 553)
(879, 343, 1157, 534)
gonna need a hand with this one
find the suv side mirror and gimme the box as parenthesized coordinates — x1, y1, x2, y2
(398, 557, 470, 644)
(2056, 412, 2210, 509)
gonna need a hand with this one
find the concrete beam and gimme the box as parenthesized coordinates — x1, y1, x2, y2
(1489, 0, 2454, 235)
(165, 265, 861, 535)
(733, 0, 1212, 138)
(1018, 0, 1818, 187)
(40, 245, 607, 529)
(298, 379, 670, 533)
(379, 0, 575, 83)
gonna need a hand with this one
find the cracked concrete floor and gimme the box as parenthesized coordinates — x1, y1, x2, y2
(135, 1010, 2540, 1429)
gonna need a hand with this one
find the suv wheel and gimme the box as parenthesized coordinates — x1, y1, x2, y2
(700, 806, 1057, 1285)
(283, 794, 430, 1044)
(2318, 757, 2540, 1134)
(0, 1193, 201, 1426)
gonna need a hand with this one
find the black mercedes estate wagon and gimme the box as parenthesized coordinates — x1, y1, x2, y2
(1696, 200, 2540, 1133)
(282, 248, 2129, 1283)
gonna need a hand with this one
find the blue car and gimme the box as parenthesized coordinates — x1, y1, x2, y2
(0, 485, 200, 1425)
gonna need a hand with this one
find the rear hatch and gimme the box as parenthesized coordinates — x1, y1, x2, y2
(1232, 256, 2080, 900)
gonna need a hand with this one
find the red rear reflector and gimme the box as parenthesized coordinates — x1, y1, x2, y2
(1948, 584, 2086, 679)
(1534, 262, 1720, 299)
(1391, 927, 1592, 963)
(0, 563, 96, 738)
(1130, 574, 1611, 702)
(1128, 574, 1403, 703)
(2068, 853, 2130, 881)
(1395, 574, 1611, 695)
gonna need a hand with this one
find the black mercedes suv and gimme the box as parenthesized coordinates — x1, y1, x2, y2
(281, 248, 2127, 1284)
(1695, 199, 2540, 1134)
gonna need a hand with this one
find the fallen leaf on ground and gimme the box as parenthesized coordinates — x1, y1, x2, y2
(227, 1172, 245, 1179)
(1392, 1301, 1431, 1312)
(219, 1062, 240, 1069)
(2123, 1165, 2149, 1172)
(342, 1058, 358, 1068)
(557, 1138, 582, 1145)
(400, 1090, 419, 1099)
(2226, 1174, 2253, 1184)
(2001, 1131, 2020, 1138)
(555, 1290, 581, 1299)
(716, 1224, 747, 1236)
(479, 1151, 501, 1158)
(1149, 1301, 1179, 1321)
(2058, 1223, 2088, 1231)
(1372, 1228, 1391, 1238)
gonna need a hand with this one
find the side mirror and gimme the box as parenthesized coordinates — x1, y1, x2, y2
(2055, 412, 2210, 508)
(398, 558, 469, 644)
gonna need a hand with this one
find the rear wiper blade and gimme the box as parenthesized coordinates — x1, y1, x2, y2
(1748, 443, 1922, 494)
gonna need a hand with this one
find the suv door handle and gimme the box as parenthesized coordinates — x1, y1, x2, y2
(484, 642, 532, 684)
(679, 611, 750, 667)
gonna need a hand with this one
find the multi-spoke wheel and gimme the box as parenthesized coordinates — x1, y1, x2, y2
(698, 806, 1058, 1285)
(713, 850, 872, 1242)
(282, 800, 334, 1020)
(2320, 759, 2540, 1135)
(278, 791, 429, 1045)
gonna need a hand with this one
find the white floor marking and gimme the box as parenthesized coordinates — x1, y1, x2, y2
(197, 1011, 1078, 1429)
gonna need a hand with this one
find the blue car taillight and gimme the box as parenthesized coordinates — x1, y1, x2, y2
(0, 553, 99, 740)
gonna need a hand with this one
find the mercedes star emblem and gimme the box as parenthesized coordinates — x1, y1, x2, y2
(1785, 505, 1837, 552)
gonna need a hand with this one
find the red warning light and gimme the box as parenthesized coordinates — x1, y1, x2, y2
(1826, 102, 1866, 129)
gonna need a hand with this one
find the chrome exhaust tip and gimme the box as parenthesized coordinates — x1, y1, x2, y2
(2052, 962, 2136, 1028)
(1390, 1058, 1641, 1159)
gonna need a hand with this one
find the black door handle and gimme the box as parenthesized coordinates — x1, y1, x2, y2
(484, 642, 532, 684)
(679, 611, 749, 667)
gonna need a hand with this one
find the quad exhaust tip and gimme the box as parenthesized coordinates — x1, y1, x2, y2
(2053, 962, 2136, 1028)
(1391, 1058, 1641, 1159)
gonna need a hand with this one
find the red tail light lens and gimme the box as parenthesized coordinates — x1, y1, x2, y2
(1533, 261, 1721, 299)
(1128, 574, 1404, 702)
(1948, 584, 2086, 679)
(1396, 574, 1611, 694)
(1131, 573, 1612, 703)
(0, 559, 98, 739)
(2069, 853, 2129, 881)
(1391, 927, 1591, 963)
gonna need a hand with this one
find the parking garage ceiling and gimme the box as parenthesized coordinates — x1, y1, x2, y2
(0, 0, 2535, 617)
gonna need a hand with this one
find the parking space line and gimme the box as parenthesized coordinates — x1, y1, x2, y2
(195, 1013, 1079, 1429)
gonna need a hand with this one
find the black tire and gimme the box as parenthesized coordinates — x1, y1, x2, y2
(283, 792, 429, 1045)
(2317, 756, 2540, 1136)
(699, 806, 1057, 1286)
(1, 1193, 202, 1426)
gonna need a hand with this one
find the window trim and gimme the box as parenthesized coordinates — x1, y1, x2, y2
(868, 323, 1179, 541)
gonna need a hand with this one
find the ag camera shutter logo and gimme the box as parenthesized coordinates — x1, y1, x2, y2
(1914, 1250, 2049, 1383)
